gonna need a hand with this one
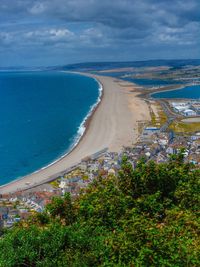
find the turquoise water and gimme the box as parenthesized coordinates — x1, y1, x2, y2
(152, 85, 200, 99)
(0, 71, 100, 185)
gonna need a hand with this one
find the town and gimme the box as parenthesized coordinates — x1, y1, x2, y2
(1, 118, 200, 229)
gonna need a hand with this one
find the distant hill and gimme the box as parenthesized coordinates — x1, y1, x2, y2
(1, 59, 200, 72)
(56, 59, 200, 72)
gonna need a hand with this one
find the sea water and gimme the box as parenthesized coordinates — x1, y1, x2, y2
(0, 71, 100, 185)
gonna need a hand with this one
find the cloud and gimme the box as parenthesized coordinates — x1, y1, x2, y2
(29, 2, 46, 15)
(25, 0, 200, 28)
(0, 0, 199, 66)
(155, 21, 200, 46)
(0, 31, 14, 47)
(25, 28, 75, 43)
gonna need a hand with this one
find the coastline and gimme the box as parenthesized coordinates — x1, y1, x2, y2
(0, 73, 150, 194)
(67, 73, 104, 153)
(0, 72, 103, 190)
(0, 72, 103, 189)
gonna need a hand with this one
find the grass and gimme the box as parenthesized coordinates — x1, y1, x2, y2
(157, 109, 168, 125)
(63, 169, 84, 180)
(49, 180, 60, 188)
(149, 103, 167, 127)
(169, 121, 200, 133)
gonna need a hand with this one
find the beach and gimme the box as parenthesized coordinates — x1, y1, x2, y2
(0, 73, 150, 194)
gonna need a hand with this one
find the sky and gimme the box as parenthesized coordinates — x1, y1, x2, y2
(0, 0, 199, 67)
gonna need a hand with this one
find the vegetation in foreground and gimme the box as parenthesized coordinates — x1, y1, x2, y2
(0, 154, 199, 266)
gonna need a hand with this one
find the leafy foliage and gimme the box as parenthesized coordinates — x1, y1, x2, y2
(0, 154, 199, 266)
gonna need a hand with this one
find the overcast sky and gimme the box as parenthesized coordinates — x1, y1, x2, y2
(0, 0, 199, 67)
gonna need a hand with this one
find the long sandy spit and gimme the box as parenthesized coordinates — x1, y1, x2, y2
(0, 73, 150, 194)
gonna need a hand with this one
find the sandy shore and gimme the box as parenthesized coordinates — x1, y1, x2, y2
(0, 74, 150, 194)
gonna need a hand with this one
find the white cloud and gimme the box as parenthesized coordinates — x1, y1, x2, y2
(29, 2, 46, 15)
(25, 28, 75, 42)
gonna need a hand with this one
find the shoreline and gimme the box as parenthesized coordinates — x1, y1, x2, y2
(0, 72, 103, 190)
(0, 73, 150, 194)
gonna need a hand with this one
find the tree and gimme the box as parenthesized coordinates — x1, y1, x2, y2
(46, 193, 76, 225)
(0, 153, 199, 266)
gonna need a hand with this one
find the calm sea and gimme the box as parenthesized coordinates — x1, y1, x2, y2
(152, 85, 200, 99)
(0, 71, 99, 185)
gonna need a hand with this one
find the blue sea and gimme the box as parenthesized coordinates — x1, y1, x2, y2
(0, 71, 100, 185)
(152, 85, 200, 99)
